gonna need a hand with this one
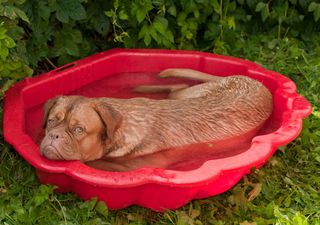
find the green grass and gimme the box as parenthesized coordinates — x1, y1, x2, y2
(1, 35, 320, 225)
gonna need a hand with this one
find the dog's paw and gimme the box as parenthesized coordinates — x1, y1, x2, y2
(158, 69, 174, 78)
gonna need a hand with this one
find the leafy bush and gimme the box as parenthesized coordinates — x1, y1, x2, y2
(0, 0, 33, 94)
(0, 0, 319, 82)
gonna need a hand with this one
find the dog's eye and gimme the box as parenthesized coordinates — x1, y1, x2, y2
(74, 127, 85, 135)
(47, 118, 56, 127)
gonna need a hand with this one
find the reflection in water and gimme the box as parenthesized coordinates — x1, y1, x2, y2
(25, 72, 279, 172)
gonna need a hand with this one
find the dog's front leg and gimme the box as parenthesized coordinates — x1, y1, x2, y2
(133, 84, 189, 93)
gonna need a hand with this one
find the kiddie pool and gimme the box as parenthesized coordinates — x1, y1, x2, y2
(3, 49, 311, 211)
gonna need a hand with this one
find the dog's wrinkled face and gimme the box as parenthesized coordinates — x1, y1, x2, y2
(40, 96, 121, 162)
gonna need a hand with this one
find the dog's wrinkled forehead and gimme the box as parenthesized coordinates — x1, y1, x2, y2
(44, 96, 90, 126)
(51, 96, 83, 113)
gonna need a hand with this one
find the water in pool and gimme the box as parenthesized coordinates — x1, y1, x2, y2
(25, 72, 280, 171)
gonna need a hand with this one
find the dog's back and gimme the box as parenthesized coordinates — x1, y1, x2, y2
(103, 71, 273, 158)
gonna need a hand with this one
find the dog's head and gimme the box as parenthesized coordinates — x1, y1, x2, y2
(40, 96, 122, 162)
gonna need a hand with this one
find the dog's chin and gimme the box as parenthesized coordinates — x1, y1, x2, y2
(41, 145, 63, 160)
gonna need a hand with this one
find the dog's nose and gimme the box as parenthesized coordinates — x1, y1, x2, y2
(49, 133, 60, 140)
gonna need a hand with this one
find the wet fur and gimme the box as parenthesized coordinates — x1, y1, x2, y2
(40, 68, 273, 170)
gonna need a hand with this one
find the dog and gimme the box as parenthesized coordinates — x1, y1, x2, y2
(40, 69, 273, 171)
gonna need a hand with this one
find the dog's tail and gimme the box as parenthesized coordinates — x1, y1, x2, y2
(159, 68, 222, 82)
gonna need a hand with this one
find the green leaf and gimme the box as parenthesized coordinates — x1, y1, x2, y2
(70, 29, 82, 43)
(0, 27, 7, 39)
(212, 0, 220, 14)
(57, 52, 75, 66)
(256, 2, 269, 21)
(32, 185, 54, 207)
(312, 6, 320, 21)
(166, 30, 174, 43)
(55, 7, 69, 22)
(255, 2, 266, 12)
(292, 213, 309, 225)
(56, 0, 87, 23)
(193, 9, 200, 19)
(65, 42, 80, 56)
(167, 4, 177, 17)
(138, 23, 148, 39)
(144, 34, 151, 46)
(81, 197, 98, 211)
(149, 26, 161, 44)
(23, 64, 34, 76)
(92, 14, 110, 35)
(69, 1, 86, 21)
(37, 1, 51, 20)
(308, 2, 318, 12)
(119, 9, 128, 20)
(308, 2, 320, 21)
(136, 8, 146, 23)
(95, 201, 108, 218)
(267, 39, 279, 49)
(0, 5, 30, 23)
(228, 1, 237, 11)
(261, 7, 270, 21)
(186, 30, 193, 40)
(1, 79, 16, 92)
(315, 8, 320, 21)
(5, 60, 21, 70)
(0, 46, 9, 60)
(4, 37, 16, 48)
(131, 1, 153, 23)
(153, 16, 168, 35)
(13, 7, 30, 23)
(1, 5, 15, 20)
(177, 12, 187, 26)
(105, 10, 114, 18)
(227, 16, 236, 30)
(0, 66, 10, 77)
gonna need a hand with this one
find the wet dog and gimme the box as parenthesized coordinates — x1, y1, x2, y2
(40, 69, 273, 170)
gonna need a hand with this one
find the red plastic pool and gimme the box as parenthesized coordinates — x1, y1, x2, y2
(3, 49, 311, 211)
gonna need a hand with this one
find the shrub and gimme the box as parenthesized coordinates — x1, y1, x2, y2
(0, 0, 320, 90)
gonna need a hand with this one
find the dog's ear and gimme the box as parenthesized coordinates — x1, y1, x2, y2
(93, 102, 123, 141)
(42, 97, 60, 128)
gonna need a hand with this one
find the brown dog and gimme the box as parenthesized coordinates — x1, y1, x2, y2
(40, 69, 273, 170)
